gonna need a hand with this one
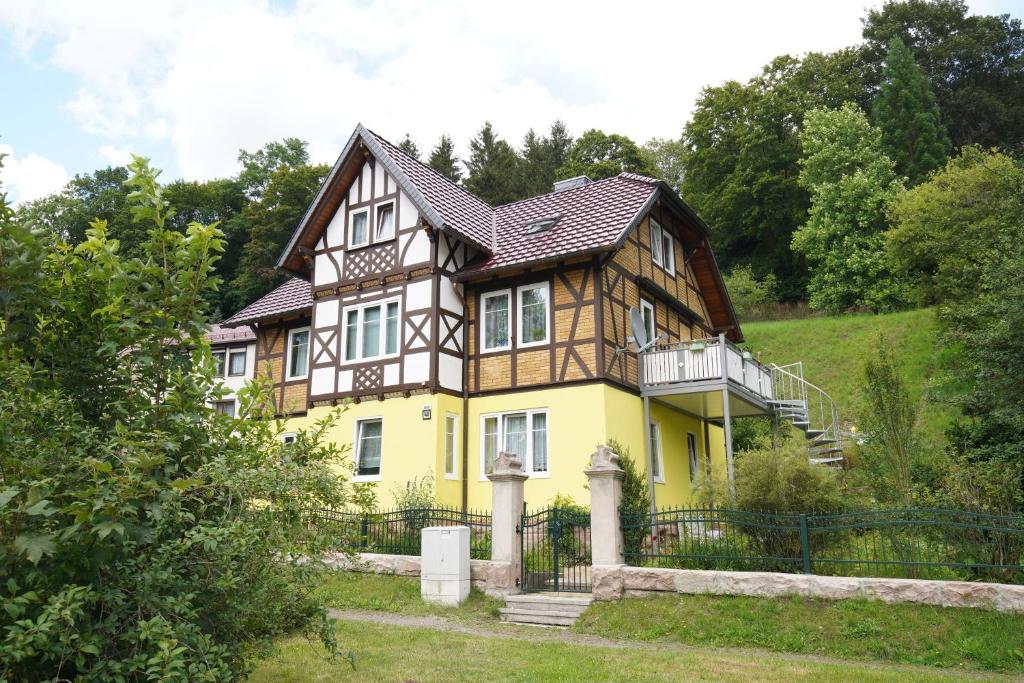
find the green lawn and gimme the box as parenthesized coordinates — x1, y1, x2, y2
(251, 620, 996, 683)
(577, 593, 1024, 673)
(742, 308, 955, 450)
(295, 572, 1024, 677)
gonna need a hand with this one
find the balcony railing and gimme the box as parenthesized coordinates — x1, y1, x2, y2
(639, 334, 774, 401)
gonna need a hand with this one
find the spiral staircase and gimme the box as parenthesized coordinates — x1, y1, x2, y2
(768, 362, 844, 464)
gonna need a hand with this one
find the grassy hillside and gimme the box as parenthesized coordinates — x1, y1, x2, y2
(741, 308, 955, 451)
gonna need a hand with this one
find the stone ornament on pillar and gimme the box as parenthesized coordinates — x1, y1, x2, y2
(487, 451, 528, 592)
(586, 444, 627, 600)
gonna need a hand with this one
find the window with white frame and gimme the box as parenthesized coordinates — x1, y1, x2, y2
(687, 432, 699, 482)
(355, 418, 382, 478)
(343, 299, 400, 362)
(481, 290, 511, 352)
(212, 349, 226, 377)
(650, 218, 675, 274)
(444, 413, 458, 479)
(649, 421, 665, 483)
(349, 208, 369, 247)
(481, 410, 548, 477)
(517, 282, 549, 347)
(228, 348, 247, 377)
(375, 202, 395, 241)
(286, 327, 310, 379)
(215, 399, 236, 418)
(281, 432, 297, 445)
(640, 299, 655, 346)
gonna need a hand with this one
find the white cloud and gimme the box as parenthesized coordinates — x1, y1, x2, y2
(1, 0, 879, 180)
(97, 144, 134, 167)
(0, 145, 70, 205)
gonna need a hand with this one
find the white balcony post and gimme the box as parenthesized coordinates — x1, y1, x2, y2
(718, 332, 728, 381)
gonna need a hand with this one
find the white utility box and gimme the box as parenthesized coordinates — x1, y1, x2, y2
(420, 525, 471, 606)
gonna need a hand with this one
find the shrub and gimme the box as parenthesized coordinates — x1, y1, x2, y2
(0, 158, 348, 680)
(607, 439, 649, 559)
(391, 471, 437, 510)
(723, 265, 778, 320)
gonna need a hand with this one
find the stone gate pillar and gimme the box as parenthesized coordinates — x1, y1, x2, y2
(586, 444, 626, 599)
(487, 452, 528, 590)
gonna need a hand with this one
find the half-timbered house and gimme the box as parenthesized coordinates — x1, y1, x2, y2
(222, 124, 842, 509)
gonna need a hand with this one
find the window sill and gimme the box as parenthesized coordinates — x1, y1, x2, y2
(353, 474, 382, 483)
(518, 340, 550, 349)
(653, 477, 666, 485)
(338, 353, 400, 367)
(444, 473, 459, 481)
(479, 346, 511, 355)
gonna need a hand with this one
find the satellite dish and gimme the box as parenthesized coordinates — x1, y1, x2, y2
(629, 307, 649, 349)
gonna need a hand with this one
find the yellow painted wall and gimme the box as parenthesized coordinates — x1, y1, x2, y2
(283, 383, 728, 511)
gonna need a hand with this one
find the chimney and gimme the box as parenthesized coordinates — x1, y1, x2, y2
(552, 176, 592, 193)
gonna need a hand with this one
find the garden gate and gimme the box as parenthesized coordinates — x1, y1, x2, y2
(519, 505, 592, 592)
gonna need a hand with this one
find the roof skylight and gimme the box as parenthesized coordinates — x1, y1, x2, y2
(524, 215, 560, 235)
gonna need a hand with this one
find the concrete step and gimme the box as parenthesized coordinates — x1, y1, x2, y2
(502, 593, 594, 627)
(505, 594, 593, 607)
(501, 611, 577, 627)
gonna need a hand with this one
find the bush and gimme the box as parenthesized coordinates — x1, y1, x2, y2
(607, 439, 649, 559)
(734, 440, 846, 514)
(0, 158, 348, 680)
(723, 265, 778, 320)
(391, 471, 436, 510)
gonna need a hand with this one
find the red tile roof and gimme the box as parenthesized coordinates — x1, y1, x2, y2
(459, 174, 659, 276)
(367, 130, 495, 252)
(207, 323, 256, 344)
(222, 277, 312, 326)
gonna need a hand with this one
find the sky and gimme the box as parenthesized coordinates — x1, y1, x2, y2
(1, 0, 1022, 204)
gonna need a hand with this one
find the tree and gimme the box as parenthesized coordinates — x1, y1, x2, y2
(236, 137, 309, 201)
(225, 161, 329, 313)
(555, 129, 657, 181)
(792, 103, 909, 313)
(862, 0, 1024, 149)
(859, 336, 920, 504)
(519, 121, 573, 197)
(397, 133, 421, 160)
(427, 135, 462, 183)
(872, 37, 950, 185)
(722, 265, 778, 320)
(642, 136, 688, 191)
(17, 166, 138, 250)
(0, 157, 347, 679)
(682, 49, 873, 300)
(886, 148, 1024, 496)
(463, 122, 524, 205)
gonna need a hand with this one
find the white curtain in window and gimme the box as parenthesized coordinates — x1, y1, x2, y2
(357, 420, 382, 474)
(376, 205, 395, 240)
(520, 287, 548, 343)
(484, 294, 509, 349)
(444, 415, 456, 475)
(503, 413, 527, 461)
(351, 212, 368, 245)
(483, 416, 499, 474)
(531, 413, 547, 472)
(651, 221, 663, 263)
(649, 423, 661, 478)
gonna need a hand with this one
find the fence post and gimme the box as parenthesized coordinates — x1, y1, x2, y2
(586, 445, 627, 600)
(487, 452, 528, 591)
(799, 514, 811, 574)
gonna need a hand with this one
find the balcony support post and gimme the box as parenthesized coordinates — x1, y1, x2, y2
(722, 387, 736, 504)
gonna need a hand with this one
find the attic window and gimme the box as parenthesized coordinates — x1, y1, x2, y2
(524, 216, 560, 235)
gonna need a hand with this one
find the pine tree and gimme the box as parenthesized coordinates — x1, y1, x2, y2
(463, 122, 524, 205)
(872, 37, 951, 185)
(520, 121, 574, 197)
(427, 135, 462, 183)
(397, 133, 420, 160)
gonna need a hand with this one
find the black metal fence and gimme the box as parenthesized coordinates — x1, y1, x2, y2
(521, 506, 592, 592)
(621, 507, 1024, 584)
(308, 506, 492, 560)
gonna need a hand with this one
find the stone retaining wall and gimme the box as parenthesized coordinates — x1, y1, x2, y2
(322, 552, 516, 597)
(591, 564, 1024, 613)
